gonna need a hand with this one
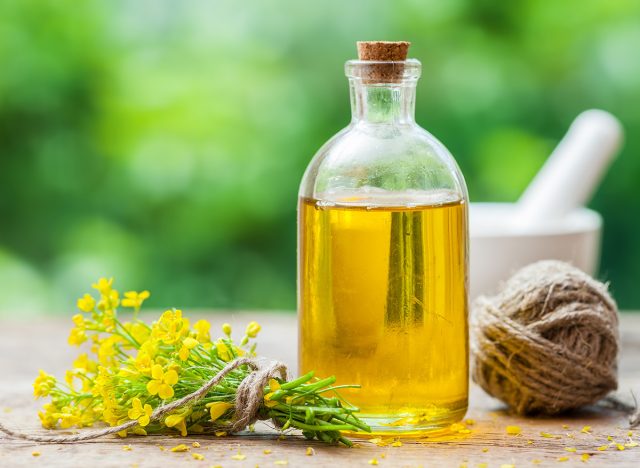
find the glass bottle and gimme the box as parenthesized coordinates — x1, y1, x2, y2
(298, 42, 469, 434)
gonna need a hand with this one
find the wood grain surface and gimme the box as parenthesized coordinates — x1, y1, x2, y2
(1, 311, 640, 467)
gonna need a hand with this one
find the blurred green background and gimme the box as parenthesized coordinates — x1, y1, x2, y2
(1, 0, 639, 315)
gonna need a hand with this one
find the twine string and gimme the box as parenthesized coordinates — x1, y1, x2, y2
(0, 357, 287, 443)
(472, 260, 639, 428)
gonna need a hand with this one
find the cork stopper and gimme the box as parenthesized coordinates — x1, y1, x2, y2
(356, 41, 410, 61)
(356, 41, 410, 83)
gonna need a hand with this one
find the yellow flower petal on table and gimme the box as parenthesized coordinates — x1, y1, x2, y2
(305, 447, 314, 456)
(32, 451, 41, 457)
(192, 453, 205, 461)
(465, 419, 475, 425)
(274, 461, 288, 466)
(214, 430, 227, 437)
(208, 402, 233, 422)
(540, 432, 559, 438)
(368, 459, 378, 466)
(264, 449, 272, 454)
(626, 441, 639, 447)
(616, 443, 626, 451)
(170, 444, 190, 452)
(369, 438, 388, 447)
(558, 456, 569, 462)
(192, 442, 200, 448)
(565, 447, 577, 452)
(581, 425, 591, 434)
(505, 425, 521, 435)
(231, 452, 246, 460)
(597, 445, 608, 451)
(581, 453, 591, 461)
(391, 440, 402, 447)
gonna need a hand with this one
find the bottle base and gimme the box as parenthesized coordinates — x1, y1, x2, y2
(348, 401, 468, 437)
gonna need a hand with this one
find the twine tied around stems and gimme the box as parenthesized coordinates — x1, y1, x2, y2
(0, 357, 286, 443)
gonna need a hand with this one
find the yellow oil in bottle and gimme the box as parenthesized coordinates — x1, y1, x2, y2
(298, 193, 468, 434)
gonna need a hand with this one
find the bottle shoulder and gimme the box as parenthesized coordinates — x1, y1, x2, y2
(299, 123, 467, 202)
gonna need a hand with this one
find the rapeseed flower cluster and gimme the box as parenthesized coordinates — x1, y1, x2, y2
(34, 278, 368, 445)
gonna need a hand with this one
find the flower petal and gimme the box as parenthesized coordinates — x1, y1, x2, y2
(164, 369, 178, 386)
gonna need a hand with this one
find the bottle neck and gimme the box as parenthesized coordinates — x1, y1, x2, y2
(349, 81, 416, 124)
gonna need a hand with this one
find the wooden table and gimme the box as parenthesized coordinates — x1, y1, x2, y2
(1, 312, 640, 467)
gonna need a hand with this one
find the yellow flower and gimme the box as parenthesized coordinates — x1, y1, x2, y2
(134, 351, 153, 374)
(215, 340, 232, 361)
(222, 323, 232, 336)
(268, 378, 281, 392)
(207, 402, 233, 422)
(127, 322, 150, 344)
(38, 402, 59, 429)
(77, 294, 96, 312)
(92, 277, 114, 295)
(128, 398, 153, 427)
(68, 328, 86, 346)
(68, 314, 87, 346)
(139, 340, 158, 360)
(146, 364, 178, 399)
(97, 336, 119, 366)
(245, 321, 261, 338)
(53, 406, 82, 429)
(178, 337, 199, 361)
(98, 290, 119, 313)
(506, 425, 521, 435)
(165, 411, 189, 436)
(152, 309, 190, 345)
(121, 290, 150, 309)
(73, 353, 97, 373)
(195, 320, 212, 343)
(33, 370, 56, 398)
(263, 392, 278, 408)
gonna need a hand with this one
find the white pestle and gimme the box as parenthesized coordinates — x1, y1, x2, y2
(512, 109, 623, 229)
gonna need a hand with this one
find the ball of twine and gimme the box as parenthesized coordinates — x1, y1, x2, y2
(472, 260, 619, 415)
